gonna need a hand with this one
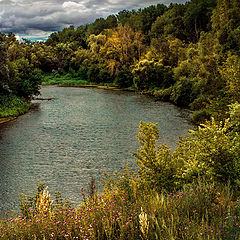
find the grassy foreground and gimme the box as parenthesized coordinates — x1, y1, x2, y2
(0, 178, 239, 240)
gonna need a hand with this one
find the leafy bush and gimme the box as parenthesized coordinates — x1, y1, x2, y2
(191, 109, 211, 124)
(170, 77, 199, 107)
(175, 118, 240, 187)
(133, 121, 180, 192)
(115, 70, 133, 88)
(0, 95, 30, 118)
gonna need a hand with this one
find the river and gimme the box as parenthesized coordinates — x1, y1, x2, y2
(0, 86, 193, 212)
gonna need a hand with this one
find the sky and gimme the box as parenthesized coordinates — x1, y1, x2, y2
(0, 0, 188, 41)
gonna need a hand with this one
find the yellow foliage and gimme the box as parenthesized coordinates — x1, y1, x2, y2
(36, 186, 53, 216)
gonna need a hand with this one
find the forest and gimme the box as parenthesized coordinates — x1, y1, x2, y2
(0, 0, 240, 239)
(0, 0, 239, 122)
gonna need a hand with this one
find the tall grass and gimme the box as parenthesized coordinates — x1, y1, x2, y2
(0, 178, 239, 239)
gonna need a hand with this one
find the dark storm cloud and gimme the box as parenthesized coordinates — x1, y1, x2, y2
(0, 0, 188, 40)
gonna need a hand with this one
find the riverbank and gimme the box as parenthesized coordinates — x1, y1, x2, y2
(0, 117, 17, 124)
(58, 84, 134, 92)
(0, 95, 31, 124)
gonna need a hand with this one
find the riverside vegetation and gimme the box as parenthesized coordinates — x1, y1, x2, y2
(0, 0, 240, 239)
(0, 103, 240, 239)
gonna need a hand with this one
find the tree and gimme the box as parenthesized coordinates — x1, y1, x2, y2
(220, 54, 240, 102)
(133, 121, 179, 191)
(30, 44, 56, 72)
(8, 58, 41, 99)
(87, 33, 107, 54)
(99, 26, 144, 75)
(150, 4, 187, 41)
(184, 0, 217, 42)
(132, 59, 171, 90)
(211, 0, 240, 51)
(54, 43, 74, 72)
(0, 33, 10, 95)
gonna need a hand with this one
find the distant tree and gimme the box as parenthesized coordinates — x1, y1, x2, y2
(0, 33, 10, 95)
(151, 4, 187, 41)
(211, 0, 240, 51)
(87, 18, 109, 35)
(117, 10, 133, 26)
(30, 44, 57, 72)
(184, 0, 217, 42)
(220, 54, 240, 102)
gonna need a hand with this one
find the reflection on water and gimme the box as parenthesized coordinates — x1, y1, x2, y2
(0, 86, 193, 211)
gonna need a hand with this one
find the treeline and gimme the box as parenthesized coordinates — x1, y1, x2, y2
(1, 0, 240, 121)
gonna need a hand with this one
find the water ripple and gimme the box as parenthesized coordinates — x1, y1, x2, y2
(0, 86, 193, 211)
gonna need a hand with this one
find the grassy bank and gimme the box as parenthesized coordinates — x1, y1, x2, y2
(0, 95, 31, 120)
(41, 73, 136, 91)
(0, 178, 239, 239)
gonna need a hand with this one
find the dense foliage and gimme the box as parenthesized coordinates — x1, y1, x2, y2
(1, 0, 240, 121)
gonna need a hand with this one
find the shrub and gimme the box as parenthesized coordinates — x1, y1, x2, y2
(191, 109, 211, 124)
(175, 118, 240, 187)
(0, 94, 30, 118)
(115, 70, 133, 88)
(170, 77, 199, 107)
(133, 121, 180, 192)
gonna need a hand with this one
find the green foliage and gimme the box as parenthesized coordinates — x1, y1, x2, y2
(87, 65, 112, 84)
(191, 109, 211, 124)
(133, 121, 179, 192)
(41, 72, 89, 86)
(151, 4, 187, 41)
(133, 114, 240, 191)
(176, 118, 240, 187)
(115, 70, 134, 88)
(8, 58, 42, 99)
(228, 102, 240, 133)
(219, 54, 240, 102)
(132, 59, 172, 90)
(0, 95, 30, 118)
(184, 0, 217, 42)
(0, 34, 10, 95)
(211, 0, 240, 51)
(170, 77, 198, 106)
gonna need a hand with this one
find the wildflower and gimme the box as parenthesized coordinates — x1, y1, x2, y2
(139, 207, 149, 237)
(36, 187, 53, 216)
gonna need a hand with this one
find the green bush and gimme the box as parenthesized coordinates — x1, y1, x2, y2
(133, 121, 180, 192)
(191, 109, 211, 124)
(115, 70, 133, 88)
(175, 118, 240, 187)
(0, 95, 30, 118)
(170, 77, 199, 107)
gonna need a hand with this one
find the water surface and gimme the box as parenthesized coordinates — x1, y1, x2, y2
(0, 86, 193, 211)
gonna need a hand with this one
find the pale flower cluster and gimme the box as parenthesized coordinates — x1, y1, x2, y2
(36, 186, 53, 215)
(139, 207, 149, 237)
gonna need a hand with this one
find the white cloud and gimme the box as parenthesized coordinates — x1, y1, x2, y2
(0, 0, 189, 40)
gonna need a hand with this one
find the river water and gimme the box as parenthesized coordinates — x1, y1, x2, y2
(0, 86, 193, 212)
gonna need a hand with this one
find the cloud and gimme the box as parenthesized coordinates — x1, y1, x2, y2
(0, 0, 189, 41)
